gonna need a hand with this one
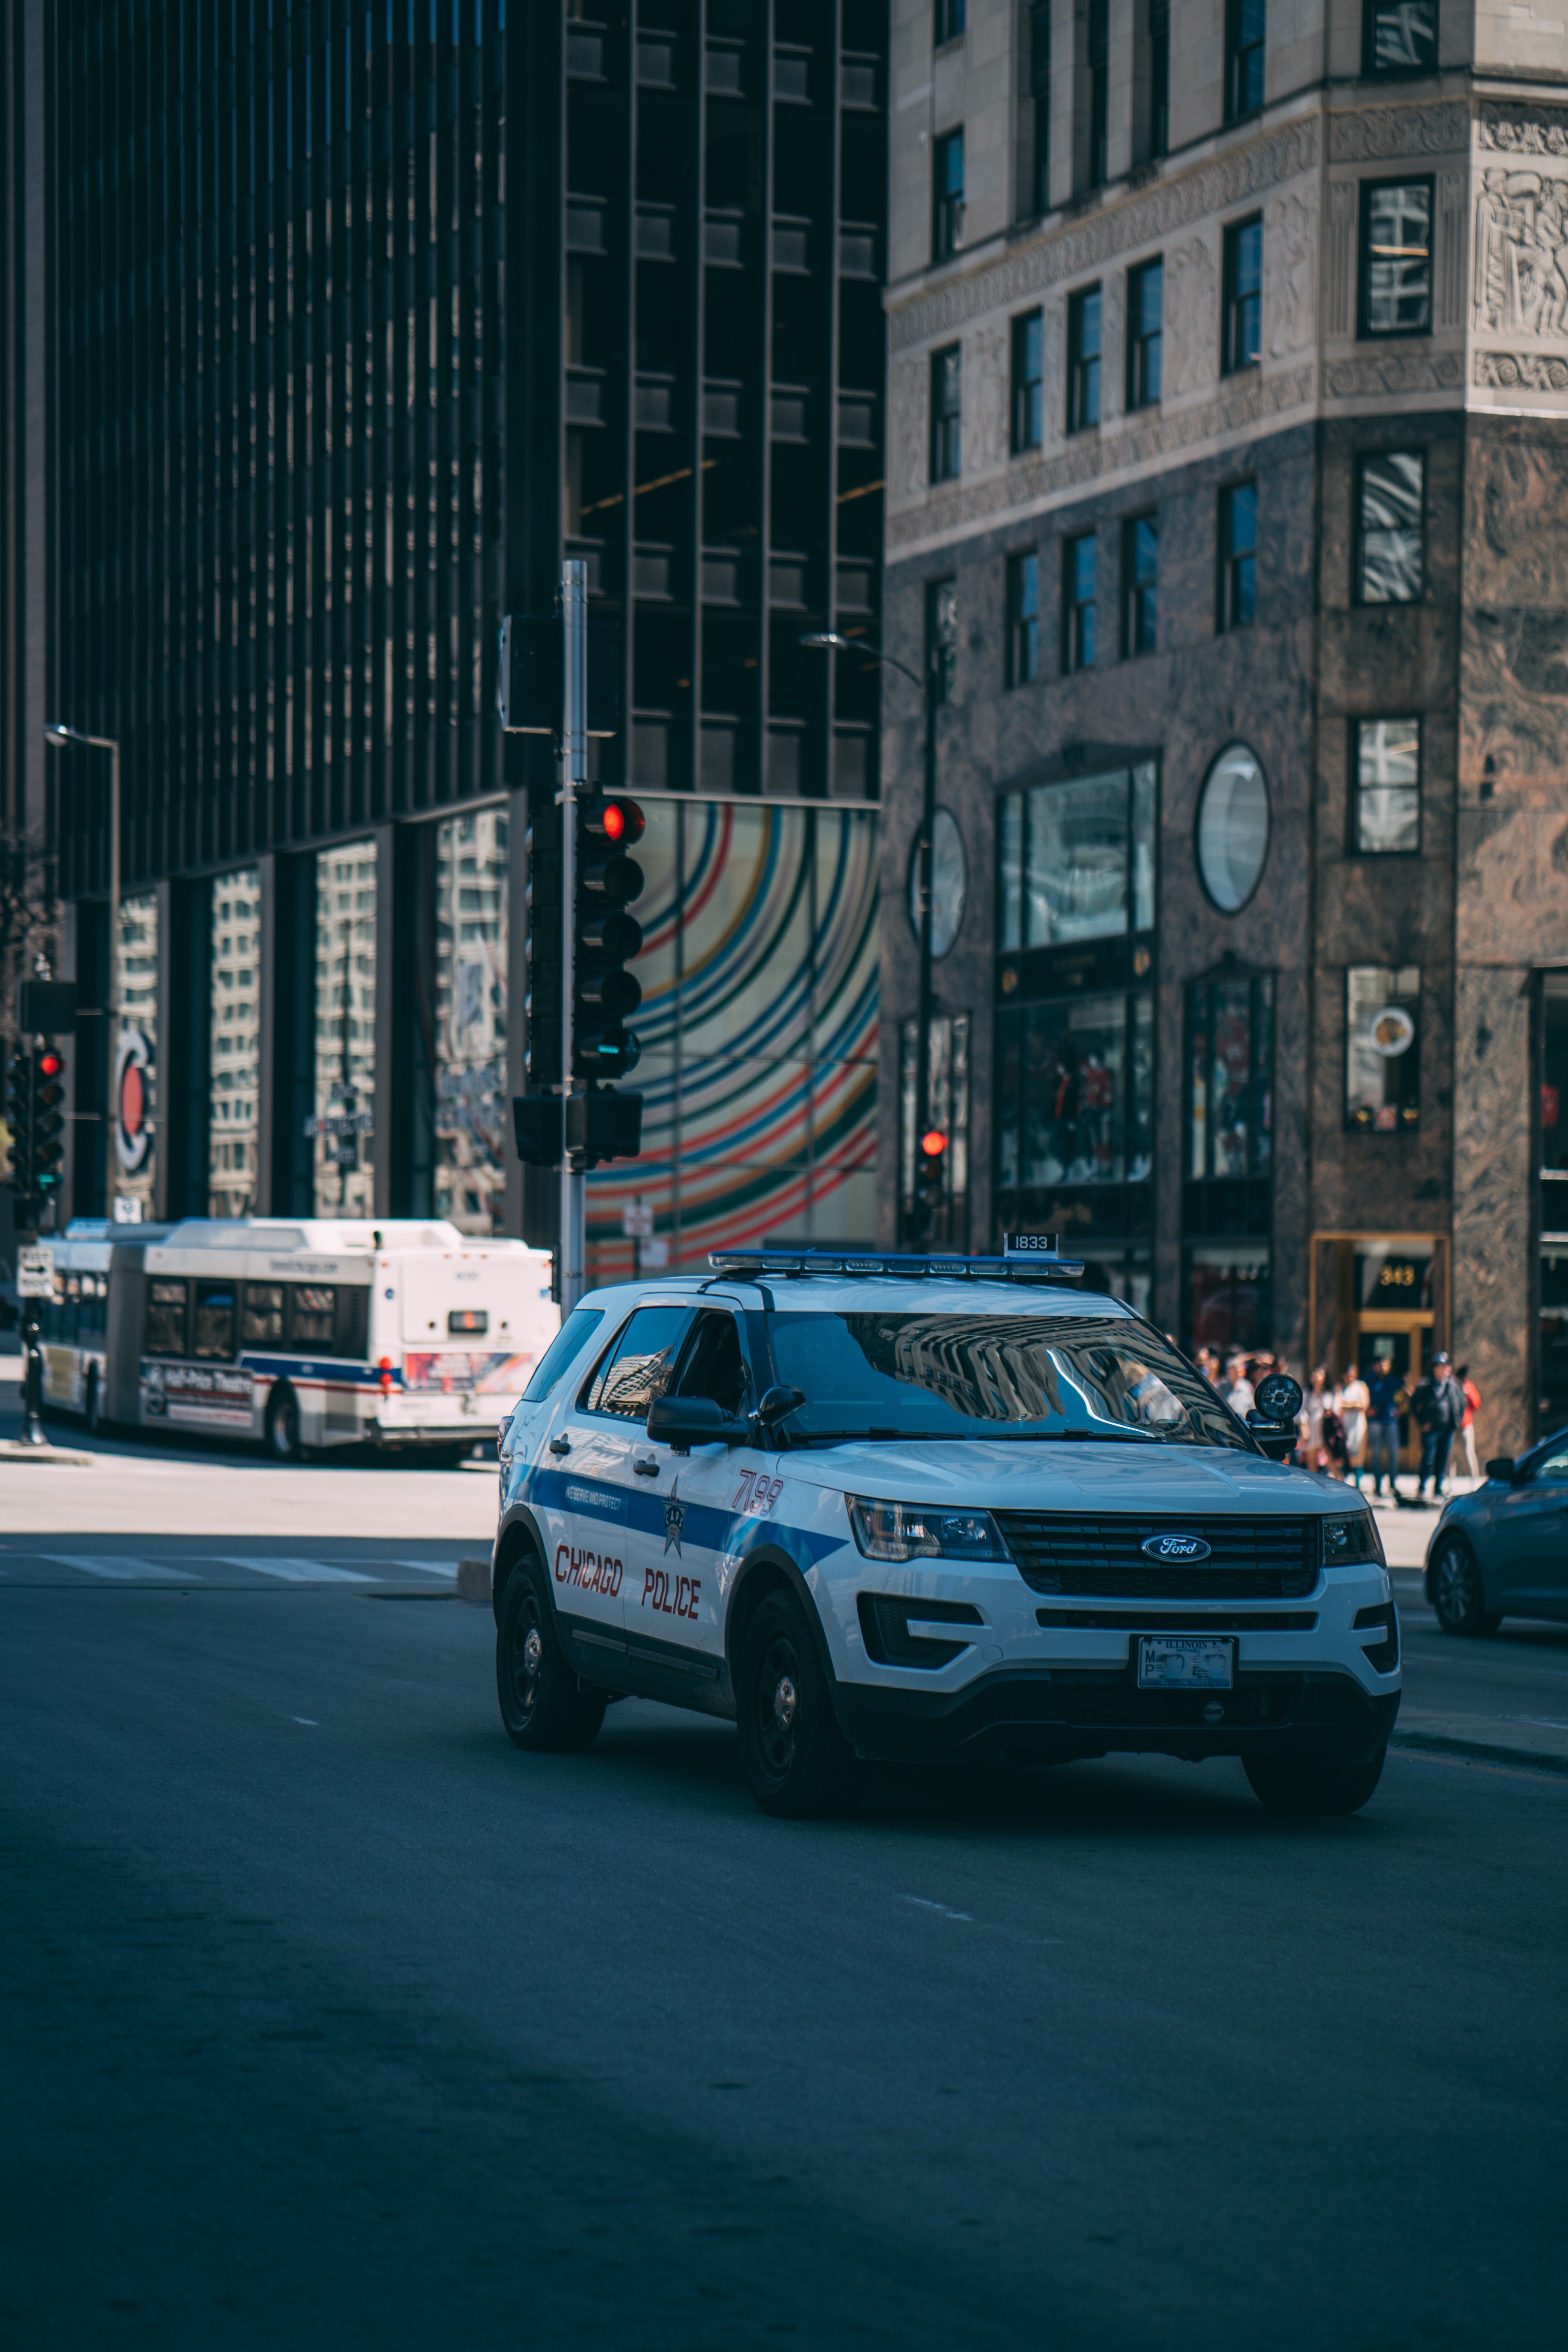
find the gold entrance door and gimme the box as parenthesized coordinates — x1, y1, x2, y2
(1310, 1234, 1450, 1475)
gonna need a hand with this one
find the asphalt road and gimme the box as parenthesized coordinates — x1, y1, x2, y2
(1, 1510, 1564, 2350)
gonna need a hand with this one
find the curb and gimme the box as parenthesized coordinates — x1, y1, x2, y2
(1392, 1730, 1568, 1779)
(0, 1441, 95, 1466)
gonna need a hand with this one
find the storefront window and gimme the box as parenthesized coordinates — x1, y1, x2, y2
(434, 810, 508, 1234)
(113, 893, 159, 1221)
(1347, 964, 1420, 1129)
(1187, 971, 1273, 1180)
(1187, 1243, 1270, 1355)
(208, 868, 261, 1218)
(312, 841, 377, 1215)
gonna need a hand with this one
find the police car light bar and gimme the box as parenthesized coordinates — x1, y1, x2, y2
(706, 1242, 1086, 1283)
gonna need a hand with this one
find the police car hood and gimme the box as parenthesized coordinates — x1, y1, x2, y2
(801, 1440, 1347, 1517)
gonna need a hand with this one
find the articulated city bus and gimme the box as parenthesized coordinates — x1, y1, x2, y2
(37, 1218, 557, 1463)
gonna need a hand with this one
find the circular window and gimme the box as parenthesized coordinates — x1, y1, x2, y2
(1196, 744, 1270, 913)
(908, 807, 968, 959)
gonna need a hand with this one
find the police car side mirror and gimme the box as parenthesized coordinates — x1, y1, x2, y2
(756, 1385, 806, 1425)
(646, 1395, 750, 1454)
(1246, 1411, 1298, 1463)
(1485, 1456, 1518, 1485)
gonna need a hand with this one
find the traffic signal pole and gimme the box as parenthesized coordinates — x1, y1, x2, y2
(559, 558, 588, 1312)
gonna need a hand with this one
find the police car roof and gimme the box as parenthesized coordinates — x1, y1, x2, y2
(585, 1272, 1137, 1320)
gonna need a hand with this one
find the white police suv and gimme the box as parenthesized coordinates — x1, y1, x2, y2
(492, 1247, 1399, 1819)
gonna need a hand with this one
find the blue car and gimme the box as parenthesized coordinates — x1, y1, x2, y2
(1425, 1430, 1568, 1634)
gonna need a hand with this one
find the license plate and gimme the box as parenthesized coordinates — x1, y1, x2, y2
(1136, 1635, 1235, 1690)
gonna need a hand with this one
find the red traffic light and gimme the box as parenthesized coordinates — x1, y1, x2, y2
(583, 794, 645, 849)
(38, 1051, 64, 1079)
(920, 1129, 948, 1158)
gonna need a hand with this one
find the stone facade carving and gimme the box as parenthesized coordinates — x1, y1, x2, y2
(1164, 238, 1217, 399)
(1478, 105, 1568, 157)
(1473, 167, 1568, 338)
(888, 120, 1318, 354)
(889, 354, 928, 503)
(1438, 171, 1466, 330)
(1328, 103, 1469, 162)
(964, 318, 1011, 475)
(887, 365, 1315, 552)
(1326, 180, 1357, 338)
(1475, 350, 1568, 392)
(1266, 188, 1316, 359)
(1325, 352, 1464, 397)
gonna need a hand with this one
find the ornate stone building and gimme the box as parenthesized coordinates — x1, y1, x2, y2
(877, 0, 1568, 1455)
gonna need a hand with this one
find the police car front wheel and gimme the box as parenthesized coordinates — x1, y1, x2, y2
(736, 1590, 861, 1820)
(496, 1555, 606, 1753)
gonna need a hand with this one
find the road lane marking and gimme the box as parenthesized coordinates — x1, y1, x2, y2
(45, 1554, 201, 1583)
(902, 1896, 974, 1922)
(212, 1556, 373, 1584)
(291, 1717, 318, 1726)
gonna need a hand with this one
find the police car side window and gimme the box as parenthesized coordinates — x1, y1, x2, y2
(581, 1305, 691, 1419)
(675, 1311, 751, 1417)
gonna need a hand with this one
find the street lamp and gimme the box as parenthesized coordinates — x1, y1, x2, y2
(44, 722, 120, 1218)
(800, 629, 943, 1246)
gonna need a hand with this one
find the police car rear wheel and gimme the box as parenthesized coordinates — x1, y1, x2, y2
(1243, 1745, 1387, 1817)
(736, 1591, 860, 1819)
(1430, 1536, 1500, 1637)
(496, 1556, 606, 1753)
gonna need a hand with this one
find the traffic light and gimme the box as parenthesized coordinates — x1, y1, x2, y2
(34, 1049, 66, 1205)
(915, 1126, 948, 1241)
(573, 793, 645, 1080)
(5, 1049, 34, 1201)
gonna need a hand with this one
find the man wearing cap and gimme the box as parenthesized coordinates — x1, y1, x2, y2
(1408, 1351, 1466, 1503)
(1365, 1348, 1402, 1498)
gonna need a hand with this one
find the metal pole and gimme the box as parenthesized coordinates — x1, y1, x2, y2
(559, 559, 587, 1311)
(912, 652, 938, 1247)
(106, 737, 120, 1220)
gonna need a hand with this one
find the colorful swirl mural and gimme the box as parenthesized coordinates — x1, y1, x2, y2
(584, 797, 879, 1286)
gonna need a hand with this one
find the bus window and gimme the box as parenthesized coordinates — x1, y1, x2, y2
(146, 1279, 190, 1356)
(241, 1282, 285, 1346)
(83, 1275, 107, 1341)
(338, 1286, 368, 1359)
(289, 1285, 336, 1348)
(194, 1282, 238, 1360)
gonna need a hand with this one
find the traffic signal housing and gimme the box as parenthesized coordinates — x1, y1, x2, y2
(574, 793, 645, 1081)
(914, 1125, 948, 1242)
(6, 1049, 34, 1202)
(34, 1049, 66, 1206)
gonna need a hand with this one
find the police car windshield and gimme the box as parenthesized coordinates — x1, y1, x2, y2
(765, 1312, 1245, 1448)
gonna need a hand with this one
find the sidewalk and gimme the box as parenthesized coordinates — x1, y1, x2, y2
(1392, 1707, 1568, 1778)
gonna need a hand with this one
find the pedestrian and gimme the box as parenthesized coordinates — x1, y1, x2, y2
(1365, 1350, 1401, 1498)
(1321, 1384, 1348, 1481)
(1220, 1353, 1255, 1417)
(1297, 1366, 1331, 1471)
(1339, 1365, 1370, 1490)
(1408, 1350, 1466, 1503)
(1458, 1363, 1482, 1481)
(1193, 1345, 1220, 1389)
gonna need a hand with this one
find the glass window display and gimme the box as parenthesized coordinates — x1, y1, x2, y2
(1196, 742, 1269, 912)
(1346, 964, 1421, 1129)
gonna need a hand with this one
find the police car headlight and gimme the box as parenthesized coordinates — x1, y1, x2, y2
(1320, 1512, 1383, 1568)
(847, 1497, 1008, 1564)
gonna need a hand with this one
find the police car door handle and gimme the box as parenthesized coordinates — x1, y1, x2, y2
(633, 1454, 660, 1477)
(548, 1434, 572, 1456)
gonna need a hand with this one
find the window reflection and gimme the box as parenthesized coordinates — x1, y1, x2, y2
(209, 867, 261, 1218)
(435, 809, 508, 1234)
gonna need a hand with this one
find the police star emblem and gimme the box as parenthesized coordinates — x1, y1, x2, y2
(663, 1479, 686, 1557)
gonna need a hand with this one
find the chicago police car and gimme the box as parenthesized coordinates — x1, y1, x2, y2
(492, 1246, 1399, 1819)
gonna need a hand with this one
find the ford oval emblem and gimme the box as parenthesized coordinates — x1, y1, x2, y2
(1140, 1532, 1212, 1563)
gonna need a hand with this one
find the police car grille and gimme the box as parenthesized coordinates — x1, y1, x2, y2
(1051, 1673, 1304, 1728)
(995, 1514, 1318, 1599)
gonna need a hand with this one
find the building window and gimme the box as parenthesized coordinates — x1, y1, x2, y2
(1149, 0, 1171, 158)
(1012, 309, 1044, 452)
(926, 576, 957, 706)
(1063, 534, 1098, 671)
(1067, 286, 1102, 432)
(933, 126, 965, 260)
(1361, 179, 1433, 335)
(1226, 0, 1266, 120)
(1029, 0, 1051, 213)
(995, 764, 1157, 1272)
(1347, 965, 1421, 1130)
(1122, 516, 1158, 656)
(313, 840, 378, 1217)
(935, 0, 967, 44)
(1008, 552, 1041, 685)
(1126, 257, 1163, 408)
(1087, 0, 1110, 188)
(208, 867, 261, 1220)
(929, 344, 962, 483)
(1219, 483, 1257, 630)
(1354, 718, 1421, 854)
(1222, 216, 1262, 373)
(1187, 971, 1274, 1185)
(1365, 0, 1438, 76)
(1356, 451, 1424, 603)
